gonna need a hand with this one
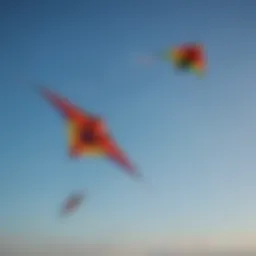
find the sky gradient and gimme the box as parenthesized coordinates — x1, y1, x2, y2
(1, 0, 256, 252)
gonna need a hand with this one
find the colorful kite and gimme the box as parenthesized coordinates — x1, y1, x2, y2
(167, 43, 206, 76)
(60, 191, 85, 216)
(138, 43, 206, 76)
(39, 87, 142, 179)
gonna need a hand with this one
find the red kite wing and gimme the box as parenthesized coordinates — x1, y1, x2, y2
(102, 133, 141, 178)
(39, 87, 90, 123)
(67, 120, 141, 179)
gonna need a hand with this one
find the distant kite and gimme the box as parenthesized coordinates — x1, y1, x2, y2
(60, 191, 85, 216)
(138, 43, 206, 76)
(39, 87, 142, 180)
(167, 43, 206, 76)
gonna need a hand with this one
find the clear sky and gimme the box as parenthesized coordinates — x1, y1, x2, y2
(1, 0, 256, 251)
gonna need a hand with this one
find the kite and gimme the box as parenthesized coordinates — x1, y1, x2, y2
(60, 191, 85, 216)
(167, 43, 206, 76)
(138, 43, 206, 76)
(39, 87, 142, 180)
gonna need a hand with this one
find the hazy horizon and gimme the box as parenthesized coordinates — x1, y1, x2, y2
(1, 233, 256, 255)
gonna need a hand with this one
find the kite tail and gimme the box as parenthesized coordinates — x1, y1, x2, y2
(136, 50, 171, 66)
(140, 176, 156, 196)
(125, 166, 154, 192)
(131, 170, 156, 195)
(136, 54, 158, 66)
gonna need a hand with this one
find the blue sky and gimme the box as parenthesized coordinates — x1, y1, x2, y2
(1, 0, 256, 249)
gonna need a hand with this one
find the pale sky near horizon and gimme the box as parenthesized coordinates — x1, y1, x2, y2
(1, 0, 256, 251)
